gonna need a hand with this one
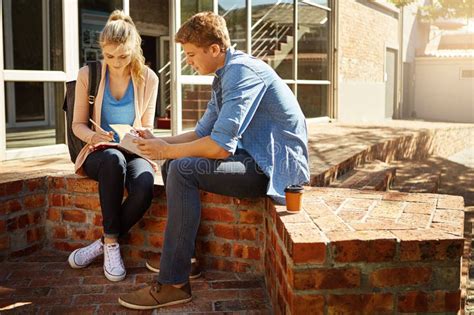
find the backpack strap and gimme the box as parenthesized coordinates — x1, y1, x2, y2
(86, 61, 101, 121)
(87, 61, 101, 105)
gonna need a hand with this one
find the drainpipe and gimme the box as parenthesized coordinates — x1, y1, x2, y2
(397, 5, 404, 119)
(331, 0, 339, 119)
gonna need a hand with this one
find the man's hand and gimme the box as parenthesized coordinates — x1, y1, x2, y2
(134, 128, 155, 140)
(134, 137, 169, 160)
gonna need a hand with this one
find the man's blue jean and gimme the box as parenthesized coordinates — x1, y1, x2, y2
(157, 149, 269, 284)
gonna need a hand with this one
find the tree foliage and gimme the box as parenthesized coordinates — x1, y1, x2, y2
(389, 0, 473, 20)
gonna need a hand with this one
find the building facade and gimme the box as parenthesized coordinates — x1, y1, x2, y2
(1, 0, 408, 161)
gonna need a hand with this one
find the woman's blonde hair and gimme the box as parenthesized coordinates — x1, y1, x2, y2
(100, 10, 145, 84)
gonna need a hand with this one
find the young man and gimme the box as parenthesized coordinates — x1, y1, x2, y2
(118, 11, 309, 309)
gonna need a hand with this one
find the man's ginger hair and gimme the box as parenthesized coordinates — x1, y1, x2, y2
(175, 12, 231, 51)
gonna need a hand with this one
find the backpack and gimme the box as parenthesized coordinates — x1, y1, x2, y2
(63, 61, 102, 163)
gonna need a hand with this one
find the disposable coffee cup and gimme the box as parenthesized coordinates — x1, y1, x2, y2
(284, 185, 304, 213)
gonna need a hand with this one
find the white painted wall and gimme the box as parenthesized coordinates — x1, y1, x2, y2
(338, 82, 387, 122)
(414, 57, 474, 123)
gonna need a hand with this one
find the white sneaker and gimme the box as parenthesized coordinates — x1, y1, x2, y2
(103, 243, 126, 282)
(68, 238, 104, 268)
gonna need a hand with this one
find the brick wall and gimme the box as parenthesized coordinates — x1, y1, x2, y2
(264, 188, 464, 314)
(0, 175, 466, 313)
(338, 1, 399, 82)
(0, 178, 48, 260)
(46, 176, 266, 274)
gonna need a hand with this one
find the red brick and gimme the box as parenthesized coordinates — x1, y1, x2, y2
(70, 227, 102, 241)
(239, 209, 263, 224)
(235, 197, 266, 209)
(62, 210, 86, 223)
(29, 211, 42, 225)
(398, 290, 461, 312)
(0, 221, 5, 233)
(148, 234, 164, 248)
(48, 177, 66, 190)
(198, 240, 232, 257)
(399, 239, 463, 261)
(331, 239, 396, 262)
(10, 243, 42, 257)
(2, 199, 22, 214)
(290, 268, 360, 290)
(149, 203, 167, 217)
(70, 229, 87, 240)
(24, 194, 46, 210)
(437, 195, 464, 210)
(204, 256, 251, 273)
(432, 209, 464, 224)
(232, 244, 261, 260)
(197, 223, 212, 236)
(284, 223, 326, 264)
(328, 231, 397, 263)
(74, 195, 100, 211)
(327, 293, 394, 313)
(213, 224, 257, 241)
(49, 193, 70, 207)
(52, 241, 84, 251)
(1, 180, 23, 196)
(139, 218, 166, 232)
(125, 232, 145, 246)
(26, 178, 45, 192)
(370, 266, 431, 288)
(27, 228, 42, 243)
(289, 293, 324, 314)
(0, 235, 9, 250)
(93, 214, 102, 226)
(403, 202, 435, 214)
(201, 207, 236, 222)
(66, 178, 98, 193)
(47, 207, 61, 221)
(73, 293, 121, 305)
(52, 226, 67, 239)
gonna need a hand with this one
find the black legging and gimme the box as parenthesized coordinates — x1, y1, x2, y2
(83, 148, 154, 237)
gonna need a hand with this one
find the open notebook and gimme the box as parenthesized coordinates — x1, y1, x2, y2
(92, 124, 158, 171)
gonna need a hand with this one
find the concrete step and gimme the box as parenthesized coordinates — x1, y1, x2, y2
(388, 160, 441, 194)
(329, 160, 396, 191)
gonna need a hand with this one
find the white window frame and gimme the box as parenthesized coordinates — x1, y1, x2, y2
(170, 0, 333, 134)
(0, 0, 127, 161)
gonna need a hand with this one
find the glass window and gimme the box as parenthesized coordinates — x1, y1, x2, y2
(297, 1, 329, 80)
(78, 0, 123, 66)
(182, 84, 212, 130)
(180, 0, 213, 75)
(5, 82, 65, 149)
(181, 0, 213, 22)
(219, 0, 247, 51)
(297, 84, 328, 118)
(252, 0, 294, 79)
(2, 0, 63, 71)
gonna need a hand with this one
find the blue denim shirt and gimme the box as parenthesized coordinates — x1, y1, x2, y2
(195, 48, 310, 204)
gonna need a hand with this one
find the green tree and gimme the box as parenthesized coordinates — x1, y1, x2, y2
(389, 0, 473, 20)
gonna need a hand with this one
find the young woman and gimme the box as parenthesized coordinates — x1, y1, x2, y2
(68, 10, 158, 282)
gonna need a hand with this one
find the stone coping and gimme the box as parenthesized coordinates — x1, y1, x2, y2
(268, 187, 465, 266)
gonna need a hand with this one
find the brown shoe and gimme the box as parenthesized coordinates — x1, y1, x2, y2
(145, 257, 202, 279)
(118, 282, 192, 310)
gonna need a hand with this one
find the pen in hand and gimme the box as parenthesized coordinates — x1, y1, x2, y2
(89, 118, 110, 135)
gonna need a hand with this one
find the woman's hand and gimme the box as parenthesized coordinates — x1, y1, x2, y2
(134, 128, 155, 140)
(90, 131, 115, 145)
(134, 137, 168, 160)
